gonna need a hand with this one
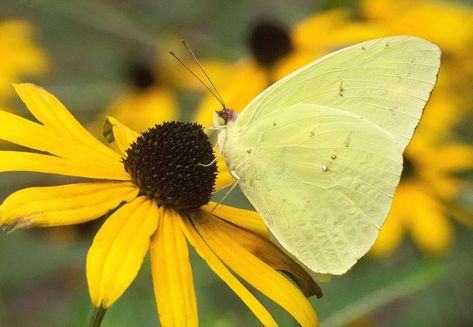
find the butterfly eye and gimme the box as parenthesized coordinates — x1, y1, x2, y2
(248, 20, 293, 67)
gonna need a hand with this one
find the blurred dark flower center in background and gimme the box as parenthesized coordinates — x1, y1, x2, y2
(248, 20, 293, 67)
(124, 121, 217, 212)
(129, 62, 156, 90)
(401, 156, 415, 180)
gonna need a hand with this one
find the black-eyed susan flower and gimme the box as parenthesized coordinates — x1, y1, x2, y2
(0, 83, 321, 326)
(0, 19, 48, 104)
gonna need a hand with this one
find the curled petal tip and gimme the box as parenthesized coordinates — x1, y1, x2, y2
(0, 218, 34, 233)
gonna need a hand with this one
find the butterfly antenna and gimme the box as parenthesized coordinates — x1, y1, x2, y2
(169, 50, 226, 108)
(181, 40, 227, 109)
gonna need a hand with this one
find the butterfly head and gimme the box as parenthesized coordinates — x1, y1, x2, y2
(216, 107, 238, 126)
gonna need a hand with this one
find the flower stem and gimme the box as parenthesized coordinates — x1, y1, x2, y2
(88, 307, 107, 327)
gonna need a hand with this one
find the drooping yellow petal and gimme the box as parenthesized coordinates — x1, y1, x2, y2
(12, 83, 121, 162)
(193, 212, 318, 326)
(0, 151, 129, 181)
(151, 208, 197, 327)
(201, 202, 268, 237)
(0, 182, 138, 230)
(103, 116, 139, 157)
(87, 196, 158, 308)
(179, 214, 277, 327)
(205, 210, 320, 298)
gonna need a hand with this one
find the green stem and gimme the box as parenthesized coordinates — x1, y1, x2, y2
(88, 307, 107, 327)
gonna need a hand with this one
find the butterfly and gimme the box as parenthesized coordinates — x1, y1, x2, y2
(214, 36, 441, 275)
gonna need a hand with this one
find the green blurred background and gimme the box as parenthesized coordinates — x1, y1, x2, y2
(0, 0, 472, 326)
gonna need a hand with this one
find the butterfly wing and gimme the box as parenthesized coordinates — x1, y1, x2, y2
(223, 36, 440, 274)
(235, 36, 440, 148)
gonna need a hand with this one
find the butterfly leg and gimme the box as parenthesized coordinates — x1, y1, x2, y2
(210, 174, 240, 213)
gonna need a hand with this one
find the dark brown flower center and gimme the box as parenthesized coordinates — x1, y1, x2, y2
(124, 122, 217, 212)
(248, 20, 293, 67)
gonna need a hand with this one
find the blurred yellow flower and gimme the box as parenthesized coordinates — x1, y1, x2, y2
(0, 19, 48, 103)
(97, 50, 231, 133)
(371, 132, 473, 257)
(0, 84, 320, 326)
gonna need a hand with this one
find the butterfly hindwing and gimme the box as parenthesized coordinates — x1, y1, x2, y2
(225, 104, 402, 274)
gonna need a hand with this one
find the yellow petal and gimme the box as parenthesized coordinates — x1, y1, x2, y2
(179, 214, 277, 326)
(0, 109, 53, 152)
(292, 8, 384, 49)
(177, 58, 232, 92)
(193, 212, 318, 327)
(103, 116, 139, 157)
(215, 155, 235, 192)
(0, 109, 121, 165)
(13, 83, 121, 162)
(370, 212, 405, 258)
(0, 182, 138, 230)
(449, 202, 473, 228)
(194, 59, 269, 127)
(0, 151, 129, 180)
(429, 143, 473, 173)
(103, 86, 178, 133)
(408, 192, 453, 256)
(420, 172, 460, 200)
(87, 196, 158, 308)
(201, 202, 268, 237)
(274, 50, 325, 81)
(206, 210, 321, 298)
(151, 208, 197, 327)
(371, 183, 418, 257)
(361, 0, 473, 53)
